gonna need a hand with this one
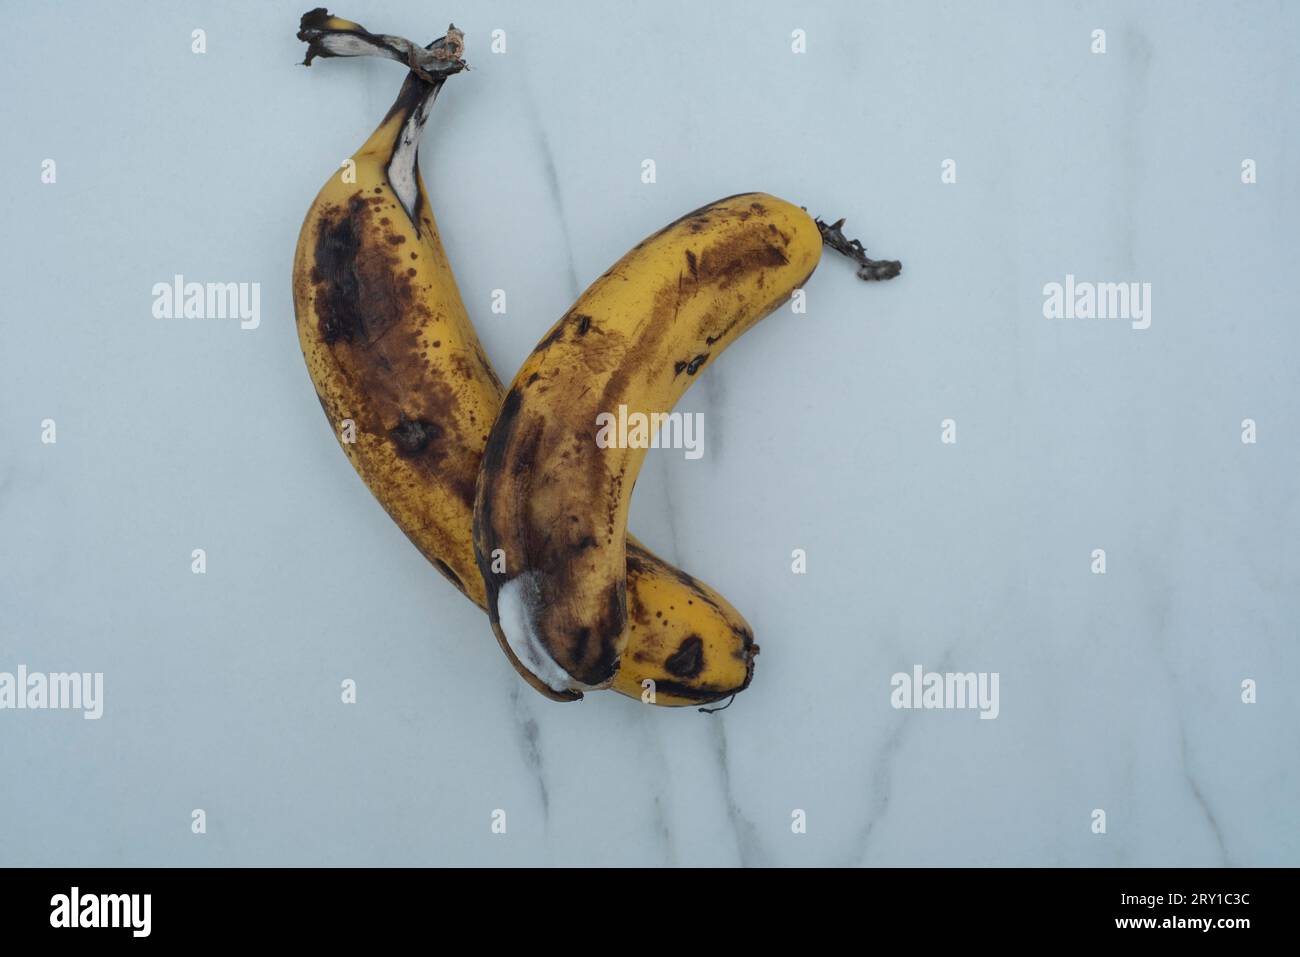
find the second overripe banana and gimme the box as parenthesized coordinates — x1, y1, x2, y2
(473, 195, 900, 696)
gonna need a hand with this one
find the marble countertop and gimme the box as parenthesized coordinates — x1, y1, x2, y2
(1, 0, 1296, 866)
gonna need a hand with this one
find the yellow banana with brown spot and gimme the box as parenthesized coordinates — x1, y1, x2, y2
(473, 194, 900, 697)
(291, 11, 757, 707)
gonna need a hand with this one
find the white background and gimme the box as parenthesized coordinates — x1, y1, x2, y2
(1, 0, 1296, 865)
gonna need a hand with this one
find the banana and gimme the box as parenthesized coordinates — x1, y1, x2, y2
(291, 11, 756, 706)
(473, 194, 900, 696)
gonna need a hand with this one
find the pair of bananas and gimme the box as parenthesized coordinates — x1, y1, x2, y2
(291, 11, 900, 708)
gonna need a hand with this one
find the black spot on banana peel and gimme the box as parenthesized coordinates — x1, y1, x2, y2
(311, 207, 361, 343)
(293, 39, 757, 707)
(473, 194, 833, 697)
(389, 414, 441, 455)
(665, 636, 705, 679)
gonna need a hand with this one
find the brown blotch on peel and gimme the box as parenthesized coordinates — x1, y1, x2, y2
(389, 414, 441, 455)
(645, 195, 750, 242)
(311, 195, 416, 347)
(571, 627, 590, 663)
(305, 183, 489, 519)
(665, 636, 705, 679)
(475, 387, 523, 595)
(531, 321, 566, 355)
(589, 582, 626, 681)
(696, 234, 789, 289)
(312, 198, 366, 344)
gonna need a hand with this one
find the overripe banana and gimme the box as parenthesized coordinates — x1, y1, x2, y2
(473, 195, 900, 695)
(291, 11, 756, 706)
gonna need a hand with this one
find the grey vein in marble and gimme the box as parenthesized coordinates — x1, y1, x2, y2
(1178, 724, 1230, 866)
(710, 718, 765, 867)
(511, 683, 551, 822)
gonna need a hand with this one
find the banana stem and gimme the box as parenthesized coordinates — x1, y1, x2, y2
(297, 8, 466, 81)
(816, 217, 902, 282)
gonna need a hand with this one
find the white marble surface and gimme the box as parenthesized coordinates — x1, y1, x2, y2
(1, 0, 1297, 866)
